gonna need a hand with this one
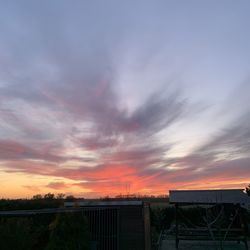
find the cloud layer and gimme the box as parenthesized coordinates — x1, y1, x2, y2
(0, 1, 250, 197)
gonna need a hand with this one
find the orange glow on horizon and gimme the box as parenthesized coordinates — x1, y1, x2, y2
(1, 164, 249, 199)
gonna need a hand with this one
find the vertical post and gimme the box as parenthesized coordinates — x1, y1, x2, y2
(175, 204, 179, 249)
(117, 208, 120, 250)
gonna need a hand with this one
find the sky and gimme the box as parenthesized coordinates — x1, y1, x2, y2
(0, 1, 250, 198)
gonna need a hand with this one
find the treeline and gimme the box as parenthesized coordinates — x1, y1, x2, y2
(101, 194, 169, 202)
(0, 193, 81, 211)
(0, 192, 169, 211)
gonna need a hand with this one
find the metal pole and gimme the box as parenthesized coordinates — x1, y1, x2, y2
(175, 204, 179, 249)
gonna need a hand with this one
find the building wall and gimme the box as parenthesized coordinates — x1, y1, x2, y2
(83, 208, 119, 250)
(119, 205, 145, 250)
(72, 202, 151, 250)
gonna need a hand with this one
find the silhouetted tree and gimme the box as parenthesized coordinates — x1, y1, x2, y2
(56, 193, 65, 200)
(44, 193, 55, 200)
(65, 195, 76, 201)
(246, 184, 250, 196)
(32, 194, 43, 200)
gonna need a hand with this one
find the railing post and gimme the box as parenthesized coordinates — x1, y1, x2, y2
(175, 204, 179, 249)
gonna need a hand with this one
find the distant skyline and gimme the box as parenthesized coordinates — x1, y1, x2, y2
(0, 1, 250, 198)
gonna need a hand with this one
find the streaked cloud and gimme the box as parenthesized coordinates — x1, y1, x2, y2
(0, 0, 250, 198)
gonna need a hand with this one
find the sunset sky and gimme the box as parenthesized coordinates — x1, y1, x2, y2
(0, 1, 250, 198)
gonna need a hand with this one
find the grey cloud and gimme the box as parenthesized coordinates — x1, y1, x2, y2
(153, 108, 250, 184)
(1, 0, 249, 195)
(196, 112, 250, 158)
(0, 139, 97, 165)
(0, 0, 188, 174)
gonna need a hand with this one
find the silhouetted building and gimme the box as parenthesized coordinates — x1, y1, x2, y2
(64, 200, 151, 250)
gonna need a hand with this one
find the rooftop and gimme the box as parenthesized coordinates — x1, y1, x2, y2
(64, 200, 143, 207)
(169, 189, 250, 204)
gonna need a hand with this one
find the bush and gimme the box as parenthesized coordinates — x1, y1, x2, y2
(46, 212, 89, 250)
(0, 217, 38, 250)
(0, 213, 90, 250)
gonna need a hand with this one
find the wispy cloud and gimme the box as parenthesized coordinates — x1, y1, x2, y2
(0, 0, 250, 197)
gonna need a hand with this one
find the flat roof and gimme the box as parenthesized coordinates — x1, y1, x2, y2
(64, 200, 143, 207)
(0, 208, 85, 216)
(0, 201, 144, 216)
(169, 189, 250, 204)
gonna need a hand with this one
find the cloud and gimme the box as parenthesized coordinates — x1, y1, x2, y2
(46, 182, 68, 190)
(23, 185, 41, 192)
(155, 106, 250, 186)
(0, 139, 60, 162)
(197, 113, 250, 158)
(1, 80, 250, 196)
(0, 1, 250, 197)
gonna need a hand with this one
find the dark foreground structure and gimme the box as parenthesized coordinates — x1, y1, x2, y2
(0, 200, 151, 250)
(169, 189, 250, 250)
(64, 200, 151, 250)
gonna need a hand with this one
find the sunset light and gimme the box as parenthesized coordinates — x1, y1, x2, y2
(0, 1, 250, 199)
